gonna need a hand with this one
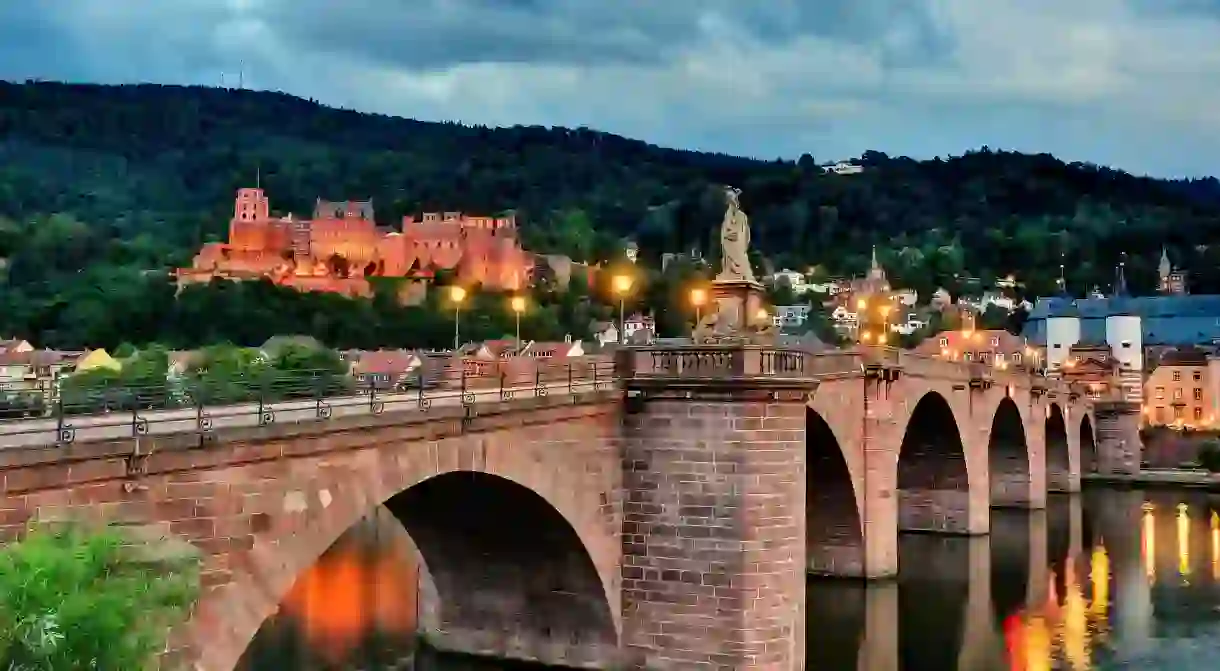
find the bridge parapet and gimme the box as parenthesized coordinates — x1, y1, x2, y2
(617, 345, 860, 383)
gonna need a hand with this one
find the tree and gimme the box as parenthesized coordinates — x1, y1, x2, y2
(0, 523, 198, 670)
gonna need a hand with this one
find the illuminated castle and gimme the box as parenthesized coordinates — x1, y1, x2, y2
(175, 188, 534, 297)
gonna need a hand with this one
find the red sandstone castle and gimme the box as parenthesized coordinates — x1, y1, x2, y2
(175, 188, 534, 297)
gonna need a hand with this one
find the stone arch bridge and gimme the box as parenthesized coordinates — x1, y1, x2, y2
(0, 347, 1123, 671)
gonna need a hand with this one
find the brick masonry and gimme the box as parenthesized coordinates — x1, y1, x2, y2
(0, 351, 1100, 671)
(620, 386, 807, 671)
(0, 392, 623, 671)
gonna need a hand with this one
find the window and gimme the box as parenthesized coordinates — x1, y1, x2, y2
(964, 352, 973, 362)
(1174, 388, 1183, 400)
(1174, 406, 1184, 419)
(990, 336, 999, 346)
(1195, 388, 1203, 401)
(939, 338, 948, 347)
(1194, 371, 1203, 381)
(1122, 341, 1131, 348)
(996, 353, 1006, 362)
(1013, 353, 1022, 364)
(1195, 407, 1204, 421)
(1156, 387, 1165, 399)
(1173, 370, 1182, 381)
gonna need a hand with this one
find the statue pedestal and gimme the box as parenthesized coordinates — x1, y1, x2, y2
(711, 279, 767, 331)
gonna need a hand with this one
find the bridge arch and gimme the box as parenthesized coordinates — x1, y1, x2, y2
(896, 391, 977, 534)
(806, 407, 865, 576)
(988, 396, 1031, 508)
(1079, 414, 1098, 475)
(1045, 403, 1071, 491)
(189, 428, 622, 671)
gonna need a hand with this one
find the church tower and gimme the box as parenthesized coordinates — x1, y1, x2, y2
(1158, 246, 1188, 295)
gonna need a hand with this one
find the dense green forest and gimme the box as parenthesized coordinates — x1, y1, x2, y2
(1, 80, 1219, 350)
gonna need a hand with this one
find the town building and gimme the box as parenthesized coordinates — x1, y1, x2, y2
(772, 305, 813, 330)
(175, 188, 534, 297)
(1143, 348, 1216, 428)
(915, 329, 1032, 370)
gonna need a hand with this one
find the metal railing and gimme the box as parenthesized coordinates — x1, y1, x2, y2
(0, 359, 618, 450)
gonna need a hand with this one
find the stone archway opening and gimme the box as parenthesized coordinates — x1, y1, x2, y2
(989, 397, 1031, 508)
(1045, 404, 1071, 491)
(897, 392, 971, 534)
(237, 472, 617, 670)
(807, 407, 864, 577)
(1079, 414, 1098, 475)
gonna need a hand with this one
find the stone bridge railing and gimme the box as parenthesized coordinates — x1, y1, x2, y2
(617, 344, 1061, 393)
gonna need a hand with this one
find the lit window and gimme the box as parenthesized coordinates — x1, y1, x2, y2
(990, 337, 999, 346)
(1194, 388, 1203, 401)
(939, 338, 948, 347)
(1195, 407, 1204, 420)
(1013, 353, 1022, 363)
(1156, 387, 1165, 399)
(1173, 371, 1182, 381)
(1174, 406, 1184, 419)
(1174, 388, 1183, 400)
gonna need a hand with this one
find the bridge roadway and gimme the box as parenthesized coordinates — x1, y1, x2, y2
(0, 377, 611, 450)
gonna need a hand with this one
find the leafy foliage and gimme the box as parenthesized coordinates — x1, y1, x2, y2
(1, 81, 1219, 349)
(0, 523, 198, 670)
(57, 342, 353, 414)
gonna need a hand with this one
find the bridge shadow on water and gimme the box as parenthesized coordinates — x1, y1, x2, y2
(237, 488, 1220, 670)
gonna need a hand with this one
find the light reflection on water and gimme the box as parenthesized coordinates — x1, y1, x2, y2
(808, 488, 1220, 670)
(240, 489, 1220, 670)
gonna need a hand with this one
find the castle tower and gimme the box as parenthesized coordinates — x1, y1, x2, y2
(233, 188, 269, 223)
(230, 188, 272, 252)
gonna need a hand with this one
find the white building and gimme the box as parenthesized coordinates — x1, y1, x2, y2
(772, 305, 813, 329)
(823, 162, 864, 175)
(889, 312, 928, 336)
(623, 313, 656, 343)
(893, 288, 918, 307)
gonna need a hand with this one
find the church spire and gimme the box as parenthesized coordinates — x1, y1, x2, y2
(1113, 253, 1128, 297)
(1159, 246, 1171, 278)
(1056, 248, 1068, 297)
(870, 245, 879, 271)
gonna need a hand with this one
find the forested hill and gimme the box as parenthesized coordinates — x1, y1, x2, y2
(2, 80, 1220, 342)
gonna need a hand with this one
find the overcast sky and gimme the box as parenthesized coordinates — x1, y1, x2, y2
(3, 0, 1219, 178)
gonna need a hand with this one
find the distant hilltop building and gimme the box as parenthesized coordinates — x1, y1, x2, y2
(175, 188, 533, 297)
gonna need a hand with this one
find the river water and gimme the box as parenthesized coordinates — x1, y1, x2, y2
(240, 487, 1220, 670)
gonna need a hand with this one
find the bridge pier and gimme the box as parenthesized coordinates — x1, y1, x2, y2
(1094, 401, 1142, 475)
(620, 371, 808, 671)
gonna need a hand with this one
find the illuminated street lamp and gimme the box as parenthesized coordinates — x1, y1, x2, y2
(612, 274, 633, 342)
(450, 286, 467, 351)
(510, 295, 527, 354)
(691, 287, 708, 325)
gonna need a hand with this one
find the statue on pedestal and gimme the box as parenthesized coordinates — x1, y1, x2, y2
(693, 186, 778, 345)
(717, 187, 757, 284)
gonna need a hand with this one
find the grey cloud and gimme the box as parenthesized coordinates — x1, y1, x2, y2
(250, 0, 952, 70)
(0, 1, 1217, 177)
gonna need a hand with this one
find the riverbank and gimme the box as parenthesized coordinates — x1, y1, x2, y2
(1082, 468, 1220, 491)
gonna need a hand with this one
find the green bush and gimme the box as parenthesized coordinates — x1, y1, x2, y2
(1198, 440, 1220, 473)
(0, 523, 199, 670)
